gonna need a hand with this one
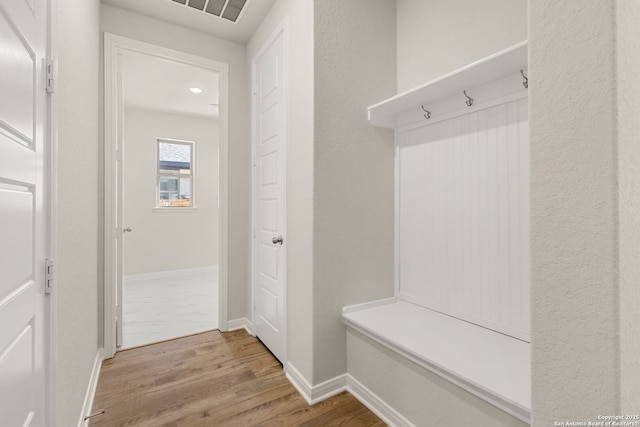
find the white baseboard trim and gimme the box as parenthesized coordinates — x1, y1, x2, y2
(124, 266, 218, 282)
(77, 348, 105, 427)
(346, 374, 416, 427)
(285, 363, 347, 405)
(226, 317, 253, 335)
(282, 364, 415, 426)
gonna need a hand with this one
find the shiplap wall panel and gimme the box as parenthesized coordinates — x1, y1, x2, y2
(398, 97, 530, 341)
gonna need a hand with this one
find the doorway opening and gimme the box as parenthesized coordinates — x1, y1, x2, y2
(104, 34, 230, 357)
(120, 50, 219, 349)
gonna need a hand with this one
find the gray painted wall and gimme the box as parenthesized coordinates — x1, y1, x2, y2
(312, 0, 396, 383)
(530, 0, 640, 423)
(617, 0, 640, 414)
(57, 0, 101, 425)
(396, 0, 527, 92)
(122, 108, 219, 275)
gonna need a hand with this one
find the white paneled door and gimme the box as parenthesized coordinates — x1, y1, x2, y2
(252, 25, 287, 364)
(0, 0, 50, 426)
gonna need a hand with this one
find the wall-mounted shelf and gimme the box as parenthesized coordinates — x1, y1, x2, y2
(367, 41, 528, 129)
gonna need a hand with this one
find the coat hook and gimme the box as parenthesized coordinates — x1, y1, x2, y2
(520, 69, 528, 89)
(421, 105, 431, 119)
(463, 90, 473, 107)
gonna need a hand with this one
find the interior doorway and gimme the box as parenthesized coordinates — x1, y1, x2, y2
(119, 50, 220, 349)
(104, 34, 230, 357)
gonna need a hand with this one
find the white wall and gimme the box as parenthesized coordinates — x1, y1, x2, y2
(396, 0, 527, 92)
(530, 0, 640, 423)
(123, 108, 218, 275)
(57, 0, 101, 425)
(312, 0, 396, 383)
(101, 4, 250, 320)
(247, 0, 316, 381)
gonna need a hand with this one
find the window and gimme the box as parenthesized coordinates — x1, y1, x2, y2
(157, 139, 194, 208)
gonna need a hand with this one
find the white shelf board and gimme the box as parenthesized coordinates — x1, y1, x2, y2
(343, 298, 531, 424)
(368, 41, 528, 129)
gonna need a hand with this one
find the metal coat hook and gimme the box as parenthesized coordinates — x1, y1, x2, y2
(421, 105, 431, 119)
(520, 69, 528, 89)
(463, 90, 473, 107)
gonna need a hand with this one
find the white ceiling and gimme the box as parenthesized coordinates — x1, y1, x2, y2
(122, 50, 219, 118)
(101, 0, 276, 44)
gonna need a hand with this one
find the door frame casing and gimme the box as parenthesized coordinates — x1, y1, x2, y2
(46, 0, 58, 422)
(251, 19, 289, 364)
(103, 33, 230, 357)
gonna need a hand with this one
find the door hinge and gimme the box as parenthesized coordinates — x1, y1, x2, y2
(252, 226, 256, 238)
(45, 59, 55, 94)
(45, 259, 55, 294)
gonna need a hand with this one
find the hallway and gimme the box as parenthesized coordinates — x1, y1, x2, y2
(89, 330, 384, 426)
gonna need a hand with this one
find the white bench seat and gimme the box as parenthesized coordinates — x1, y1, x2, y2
(342, 298, 531, 424)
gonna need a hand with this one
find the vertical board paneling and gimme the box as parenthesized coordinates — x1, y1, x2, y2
(518, 98, 530, 332)
(398, 97, 530, 340)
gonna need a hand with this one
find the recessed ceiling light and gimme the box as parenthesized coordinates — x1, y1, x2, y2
(189, 87, 203, 94)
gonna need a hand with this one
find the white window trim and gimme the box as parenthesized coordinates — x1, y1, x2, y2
(152, 207, 198, 213)
(156, 138, 196, 210)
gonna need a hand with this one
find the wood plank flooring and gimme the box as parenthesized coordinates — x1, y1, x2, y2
(90, 329, 385, 427)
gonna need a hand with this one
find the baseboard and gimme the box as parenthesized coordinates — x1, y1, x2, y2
(285, 363, 347, 405)
(226, 317, 253, 335)
(346, 374, 416, 427)
(282, 367, 415, 426)
(77, 348, 105, 427)
(124, 266, 218, 282)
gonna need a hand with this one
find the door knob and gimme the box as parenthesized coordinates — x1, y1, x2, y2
(272, 236, 283, 245)
(123, 227, 132, 233)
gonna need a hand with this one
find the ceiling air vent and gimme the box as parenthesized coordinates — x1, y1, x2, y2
(171, 0, 248, 23)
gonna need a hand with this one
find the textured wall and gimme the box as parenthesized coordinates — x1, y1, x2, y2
(396, 0, 527, 92)
(57, 0, 101, 425)
(347, 330, 528, 426)
(122, 108, 219, 275)
(616, 0, 640, 413)
(529, 0, 620, 423)
(101, 4, 250, 320)
(313, 0, 396, 383)
(246, 0, 315, 381)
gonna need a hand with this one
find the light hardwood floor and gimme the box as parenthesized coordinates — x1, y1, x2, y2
(90, 329, 385, 427)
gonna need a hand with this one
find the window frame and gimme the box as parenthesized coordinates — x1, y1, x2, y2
(156, 138, 196, 210)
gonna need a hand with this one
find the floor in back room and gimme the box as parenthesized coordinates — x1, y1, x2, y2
(122, 268, 218, 349)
